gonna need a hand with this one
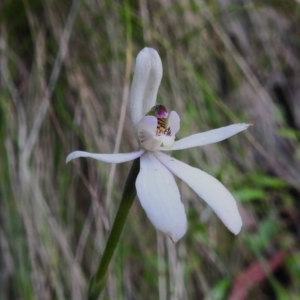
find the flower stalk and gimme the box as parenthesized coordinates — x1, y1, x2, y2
(88, 158, 140, 300)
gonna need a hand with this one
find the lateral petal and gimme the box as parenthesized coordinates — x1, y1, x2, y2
(156, 152, 242, 234)
(136, 152, 187, 242)
(167, 111, 180, 135)
(138, 116, 162, 151)
(160, 123, 251, 151)
(66, 150, 144, 164)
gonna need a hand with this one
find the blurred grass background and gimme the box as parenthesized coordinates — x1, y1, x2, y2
(1, 0, 300, 299)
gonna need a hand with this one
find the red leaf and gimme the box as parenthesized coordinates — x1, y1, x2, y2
(228, 251, 287, 300)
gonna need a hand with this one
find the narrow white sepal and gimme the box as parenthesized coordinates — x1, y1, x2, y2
(160, 123, 251, 151)
(66, 150, 144, 164)
(136, 152, 187, 242)
(156, 152, 242, 235)
(130, 48, 162, 131)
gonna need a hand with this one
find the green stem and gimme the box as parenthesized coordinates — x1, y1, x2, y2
(88, 158, 140, 300)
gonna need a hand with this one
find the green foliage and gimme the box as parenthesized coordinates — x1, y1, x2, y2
(234, 188, 267, 202)
(245, 219, 278, 254)
(205, 278, 231, 300)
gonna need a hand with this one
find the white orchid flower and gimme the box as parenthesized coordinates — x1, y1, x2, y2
(67, 47, 252, 242)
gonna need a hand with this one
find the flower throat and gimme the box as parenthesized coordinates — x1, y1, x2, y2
(147, 104, 171, 136)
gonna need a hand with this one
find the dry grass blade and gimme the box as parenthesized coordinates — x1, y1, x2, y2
(23, 0, 81, 162)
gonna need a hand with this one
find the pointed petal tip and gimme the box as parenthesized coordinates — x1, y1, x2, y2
(224, 213, 242, 235)
(165, 223, 187, 243)
(167, 231, 185, 243)
(230, 222, 242, 235)
(66, 152, 76, 164)
(247, 121, 254, 126)
(65, 151, 86, 164)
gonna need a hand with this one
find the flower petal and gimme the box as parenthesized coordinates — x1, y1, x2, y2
(138, 115, 157, 137)
(138, 116, 162, 151)
(167, 111, 180, 135)
(160, 123, 251, 151)
(66, 150, 144, 164)
(130, 48, 162, 130)
(136, 152, 187, 242)
(156, 152, 242, 234)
